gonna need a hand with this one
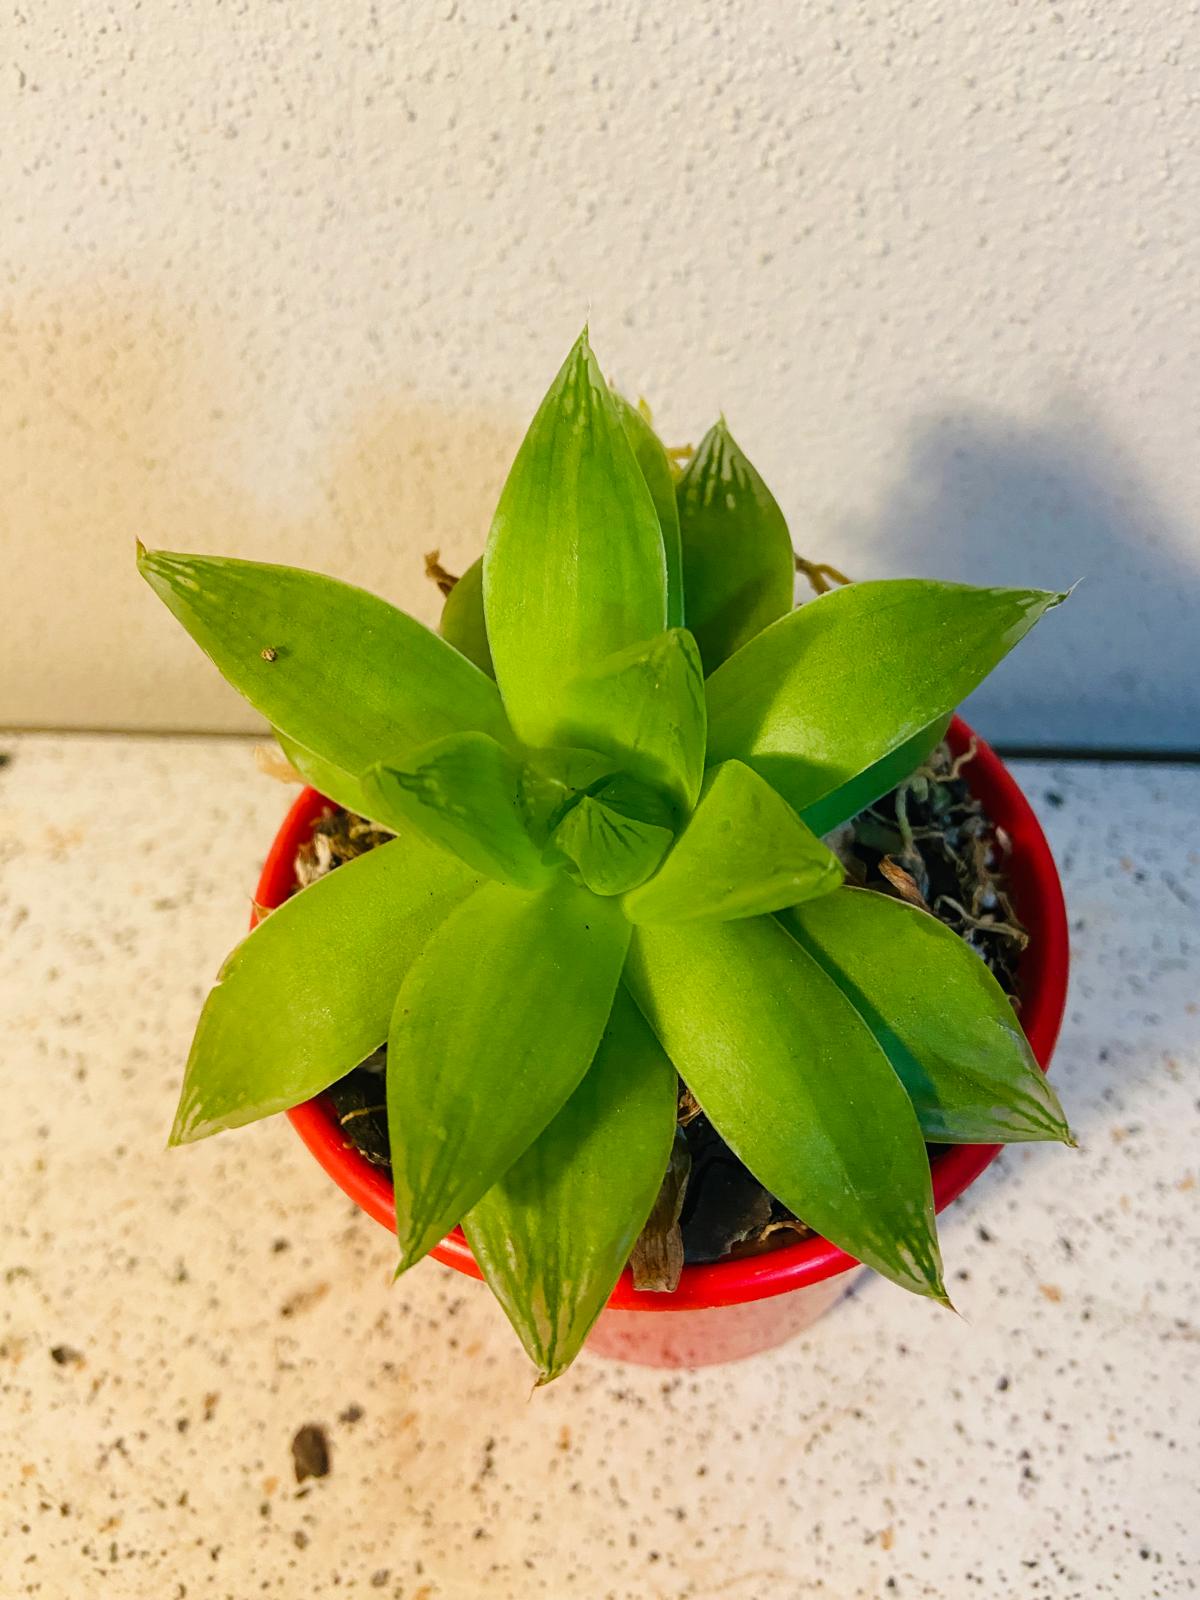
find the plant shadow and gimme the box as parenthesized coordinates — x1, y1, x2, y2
(834, 398, 1198, 750)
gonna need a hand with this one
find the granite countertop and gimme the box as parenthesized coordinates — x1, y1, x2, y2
(1, 734, 1196, 1599)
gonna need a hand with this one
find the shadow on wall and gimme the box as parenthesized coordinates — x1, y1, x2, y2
(840, 402, 1198, 751)
(0, 290, 519, 733)
(4, 293, 1193, 747)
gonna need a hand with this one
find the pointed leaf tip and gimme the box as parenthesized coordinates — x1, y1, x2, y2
(626, 917, 944, 1300)
(484, 333, 668, 746)
(676, 419, 795, 670)
(463, 987, 676, 1381)
(783, 890, 1070, 1147)
(706, 579, 1068, 819)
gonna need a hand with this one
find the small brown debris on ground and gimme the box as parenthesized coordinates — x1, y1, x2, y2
(1039, 1283, 1063, 1303)
(49, 1344, 83, 1366)
(879, 1526, 895, 1551)
(280, 1282, 330, 1319)
(291, 1424, 331, 1483)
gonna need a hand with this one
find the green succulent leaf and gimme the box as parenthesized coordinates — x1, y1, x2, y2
(439, 557, 495, 678)
(705, 580, 1067, 816)
(169, 832, 480, 1145)
(782, 888, 1072, 1144)
(625, 915, 946, 1300)
(138, 549, 511, 776)
(623, 760, 843, 924)
(616, 395, 685, 628)
(275, 729, 382, 820)
(364, 731, 552, 890)
(553, 630, 706, 811)
(675, 419, 796, 673)
(387, 879, 631, 1269)
(483, 331, 668, 747)
(799, 714, 952, 838)
(550, 794, 674, 896)
(463, 987, 677, 1383)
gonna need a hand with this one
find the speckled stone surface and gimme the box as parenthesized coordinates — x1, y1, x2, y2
(1, 735, 1196, 1598)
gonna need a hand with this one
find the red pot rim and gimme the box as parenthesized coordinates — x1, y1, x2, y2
(269, 716, 1068, 1312)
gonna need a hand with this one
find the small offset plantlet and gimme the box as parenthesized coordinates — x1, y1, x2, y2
(139, 328, 1072, 1383)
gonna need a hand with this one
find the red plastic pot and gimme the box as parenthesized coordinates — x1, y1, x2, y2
(264, 717, 1068, 1368)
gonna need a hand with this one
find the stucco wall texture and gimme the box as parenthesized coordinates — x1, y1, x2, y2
(3, 2, 1197, 747)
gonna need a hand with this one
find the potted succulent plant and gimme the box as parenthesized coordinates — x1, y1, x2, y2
(139, 329, 1072, 1384)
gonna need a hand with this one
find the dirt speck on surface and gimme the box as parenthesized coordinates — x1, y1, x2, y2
(291, 1423, 331, 1483)
(279, 1282, 330, 1319)
(49, 1344, 83, 1366)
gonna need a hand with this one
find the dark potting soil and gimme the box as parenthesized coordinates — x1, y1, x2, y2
(297, 740, 1029, 1280)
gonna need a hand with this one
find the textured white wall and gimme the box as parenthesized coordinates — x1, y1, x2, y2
(3, 1, 1197, 747)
